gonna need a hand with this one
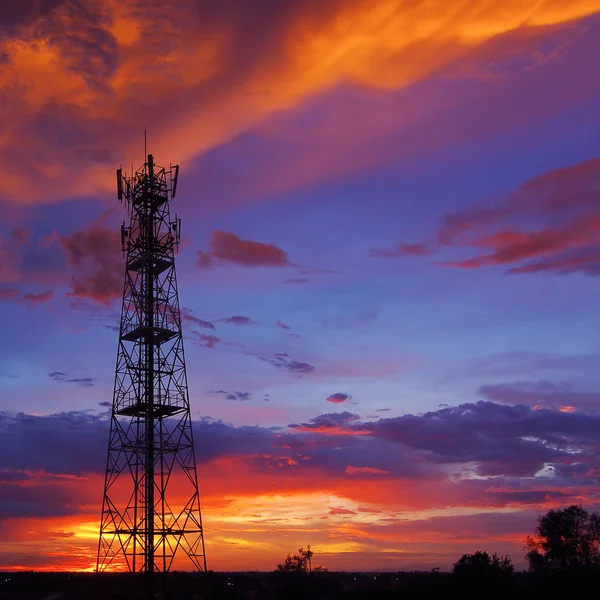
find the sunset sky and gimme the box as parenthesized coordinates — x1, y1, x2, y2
(2, 0, 600, 573)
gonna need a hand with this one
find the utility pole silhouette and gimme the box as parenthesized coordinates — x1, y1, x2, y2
(96, 155, 206, 587)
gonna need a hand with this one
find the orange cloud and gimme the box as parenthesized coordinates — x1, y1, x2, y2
(346, 466, 390, 476)
(4, 402, 600, 571)
(2, 452, 598, 572)
(1, 0, 598, 204)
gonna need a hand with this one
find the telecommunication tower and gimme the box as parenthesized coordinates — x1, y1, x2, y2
(96, 155, 207, 575)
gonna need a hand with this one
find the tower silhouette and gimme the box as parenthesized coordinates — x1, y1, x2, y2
(96, 155, 206, 574)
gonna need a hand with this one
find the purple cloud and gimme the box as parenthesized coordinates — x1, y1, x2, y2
(220, 315, 256, 326)
(49, 371, 94, 388)
(479, 381, 600, 410)
(191, 332, 221, 349)
(210, 389, 252, 402)
(259, 352, 316, 375)
(181, 308, 216, 330)
(6, 396, 600, 521)
(370, 242, 431, 258)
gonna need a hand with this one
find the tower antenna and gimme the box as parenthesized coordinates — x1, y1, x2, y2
(97, 156, 206, 585)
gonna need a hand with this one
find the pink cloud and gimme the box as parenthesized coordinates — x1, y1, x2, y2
(12, 228, 33, 244)
(59, 222, 122, 305)
(0, 237, 20, 283)
(197, 231, 290, 269)
(0, 288, 20, 301)
(19, 290, 53, 306)
(436, 157, 600, 275)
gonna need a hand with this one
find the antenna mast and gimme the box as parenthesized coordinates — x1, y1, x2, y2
(97, 155, 206, 580)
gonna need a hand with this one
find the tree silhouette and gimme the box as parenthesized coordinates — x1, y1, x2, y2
(453, 550, 514, 577)
(277, 546, 327, 573)
(526, 505, 600, 572)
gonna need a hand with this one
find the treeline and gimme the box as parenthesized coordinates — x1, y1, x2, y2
(267, 504, 600, 598)
(4, 505, 600, 599)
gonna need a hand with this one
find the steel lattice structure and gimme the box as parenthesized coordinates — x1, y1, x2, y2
(96, 154, 207, 575)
